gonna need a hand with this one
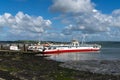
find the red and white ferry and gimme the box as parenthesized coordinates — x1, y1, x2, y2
(27, 40, 101, 54)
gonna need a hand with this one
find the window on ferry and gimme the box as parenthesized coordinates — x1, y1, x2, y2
(53, 47, 56, 49)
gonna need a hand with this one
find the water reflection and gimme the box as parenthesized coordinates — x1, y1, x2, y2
(46, 48, 120, 62)
(46, 51, 101, 62)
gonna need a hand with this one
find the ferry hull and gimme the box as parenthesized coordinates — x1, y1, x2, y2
(43, 48, 100, 54)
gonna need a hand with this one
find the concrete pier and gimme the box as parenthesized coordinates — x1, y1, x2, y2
(0, 43, 43, 55)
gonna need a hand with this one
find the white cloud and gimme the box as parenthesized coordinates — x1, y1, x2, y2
(50, 0, 94, 13)
(50, 0, 111, 34)
(50, 0, 120, 35)
(61, 11, 111, 34)
(0, 11, 52, 40)
(49, 0, 120, 41)
(41, 32, 70, 41)
(110, 9, 120, 27)
(112, 9, 120, 16)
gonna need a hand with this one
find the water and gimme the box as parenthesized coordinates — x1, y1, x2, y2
(46, 47, 120, 62)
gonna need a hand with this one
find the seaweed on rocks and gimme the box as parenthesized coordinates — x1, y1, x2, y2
(0, 54, 120, 80)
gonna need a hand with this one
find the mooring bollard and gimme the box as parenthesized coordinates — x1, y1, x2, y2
(0, 44, 3, 50)
(0, 45, 1, 50)
(23, 44, 27, 52)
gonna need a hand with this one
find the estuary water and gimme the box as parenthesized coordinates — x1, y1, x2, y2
(47, 47, 120, 62)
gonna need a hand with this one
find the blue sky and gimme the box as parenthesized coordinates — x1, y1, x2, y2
(92, 0, 120, 14)
(0, 0, 120, 41)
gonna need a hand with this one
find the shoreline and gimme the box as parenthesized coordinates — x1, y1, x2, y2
(60, 60, 120, 75)
(0, 54, 120, 80)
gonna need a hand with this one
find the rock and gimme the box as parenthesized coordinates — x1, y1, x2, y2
(60, 60, 120, 75)
(0, 78, 6, 80)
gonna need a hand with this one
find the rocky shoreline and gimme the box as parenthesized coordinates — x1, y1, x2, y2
(0, 54, 120, 80)
(60, 60, 120, 75)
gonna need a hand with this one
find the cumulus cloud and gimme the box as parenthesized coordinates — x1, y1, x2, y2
(50, 0, 120, 38)
(72, 11, 111, 33)
(110, 9, 120, 27)
(0, 11, 52, 40)
(60, 9, 112, 34)
(40, 31, 69, 41)
(112, 9, 120, 16)
(50, 0, 94, 13)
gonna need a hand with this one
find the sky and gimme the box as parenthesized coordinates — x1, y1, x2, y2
(0, 0, 120, 42)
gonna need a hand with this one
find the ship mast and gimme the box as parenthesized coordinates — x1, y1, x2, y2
(38, 32, 41, 45)
(81, 34, 87, 45)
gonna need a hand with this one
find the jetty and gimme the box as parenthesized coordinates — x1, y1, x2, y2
(0, 43, 43, 56)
